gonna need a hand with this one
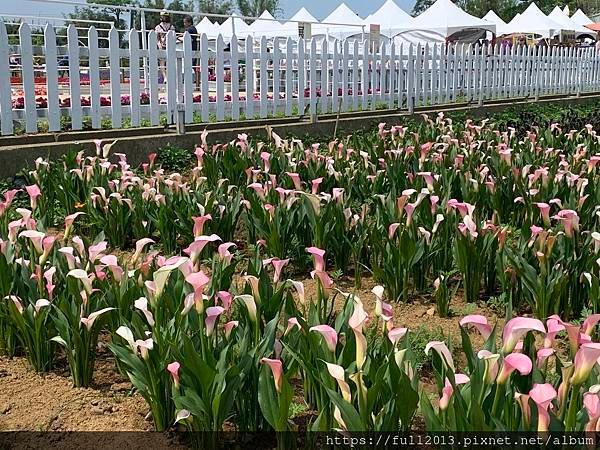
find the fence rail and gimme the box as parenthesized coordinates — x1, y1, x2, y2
(2, 21, 600, 136)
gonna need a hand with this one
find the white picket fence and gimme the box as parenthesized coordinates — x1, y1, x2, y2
(2, 21, 600, 136)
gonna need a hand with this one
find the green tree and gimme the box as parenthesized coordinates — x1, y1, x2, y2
(236, 0, 281, 19)
(411, 0, 435, 16)
(458, 0, 519, 21)
(193, 0, 233, 24)
(67, 0, 134, 47)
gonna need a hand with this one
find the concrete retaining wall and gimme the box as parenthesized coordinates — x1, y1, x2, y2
(0, 94, 598, 178)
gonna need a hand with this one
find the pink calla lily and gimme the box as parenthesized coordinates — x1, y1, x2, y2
(497, 353, 532, 384)
(439, 373, 470, 410)
(571, 343, 600, 385)
(529, 383, 557, 432)
(309, 324, 338, 353)
(167, 361, 180, 388)
(502, 317, 546, 353)
(460, 315, 492, 340)
(260, 358, 283, 393)
(205, 306, 225, 336)
(425, 341, 455, 371)
(306, 247, 326, 271)
(80, 307, 114, 331)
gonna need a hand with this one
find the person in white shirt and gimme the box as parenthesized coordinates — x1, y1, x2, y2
(155, 10, 175, 84)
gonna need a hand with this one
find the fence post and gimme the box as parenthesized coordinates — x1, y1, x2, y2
(216, 35, 225, 121)
(260, 36, 268, 119)
(129, 28, 141, 127)
(407, 44, 415, 114)
(44, 24, 60, 132)
(109, 26, 122, 129)
(67, 24, 82, 131)
(0, 21, 12, 135)
(231, 35, 240, 121)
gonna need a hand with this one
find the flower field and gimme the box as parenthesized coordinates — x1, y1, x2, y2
(1, 114, 600, 439)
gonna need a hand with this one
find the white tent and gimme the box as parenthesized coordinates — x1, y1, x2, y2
(364, 0, 413, 38)
(248, 10, 286, 39)
(548, 6, 593, 37)
(571, 9, 593, 27)
(395, 0, 496, 45)
(196, 17, 219, 39)
(287, 6, 318, 24)
(483, 10, 510, 36)
(563, 6, 570, 16)
(503, 3, 562, 38)
(312, 3, 365, 41)
(279, 7, 319, 39)
(218, 14, 251, 39)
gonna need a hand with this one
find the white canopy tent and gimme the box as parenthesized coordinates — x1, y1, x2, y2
(548, 6, 594, 37)
(503, 3, 562, 38)
(482, 10, 510, 36)
(395, 0, 496, 45)
(312, 3, 365, 41)
(248, 10, 286, 39)
(571, 9, 593, 27)
(364, 0, 413, 39)
(195, 16, 220, 39)
(279, 7, 318, 39)
(218, 14, 251, 39)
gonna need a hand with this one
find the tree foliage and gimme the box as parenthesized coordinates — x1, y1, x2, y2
(193, 0, 233, 24)
(236, 0, 281, 19)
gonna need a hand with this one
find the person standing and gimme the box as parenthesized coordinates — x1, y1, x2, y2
(182, 15, 200, 88)
(155, 10, 175, 84)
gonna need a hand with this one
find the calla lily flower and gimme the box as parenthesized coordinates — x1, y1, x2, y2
(270, 258, 290, 283)
(236, 294, 257, 323)
(224, 320, 238, 339)
(583, 387, 600, 432)
(515, 392, 532, 429)
(80, 307, 114, 331)
(33, 298, 50, 316)
(582, 314, 600, 336)
(135, 338, 154, 360)
(167, 361, 180, 388)
(529, 383, 557, 432)
(260, 358, 283, 393)
(325, 362, 351, 401)
(439, 374, 470, 410)
(288, 280, 305, 304)
(19, 230, 45, 255)
(309, 324, 338, 353)
(25, 184, 41, 210)
(174, 409, 190, 424)
(64, 212, 85, 239)
(116, 326, 136, 350)
(497, 353, 532, 384)
(502, 317, 546, 353)
(131, 238, 155, 265)
(537, 348, 555, 367)
(306, 247, 326, 271)
(285, 317, 301, 335)
(205, 306, 225, 336)
(134, 297, 155, 326)
(216, 291, 233, 310)
(183, 235, 221, 265)
(192, 214, 212, 237)
(68, 269, 94, 295)
(459, 315, 492, 340)
(571, 343, 600, 385)
(425, 341, 455, 371)
(388, 327, 408, 345)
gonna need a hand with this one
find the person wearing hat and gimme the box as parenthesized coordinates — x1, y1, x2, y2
(155, 10, 175, 84)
